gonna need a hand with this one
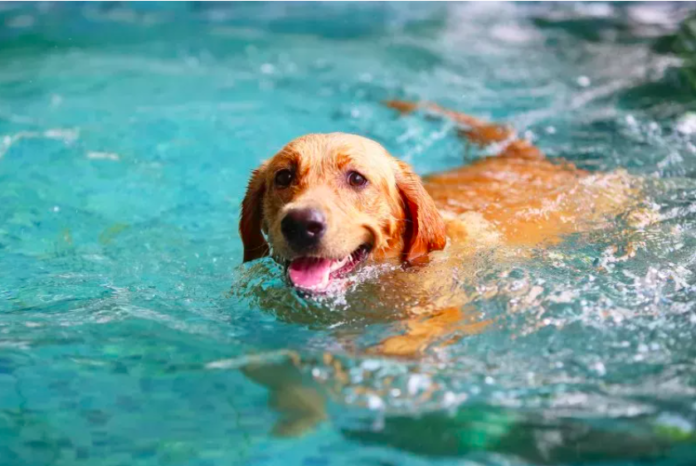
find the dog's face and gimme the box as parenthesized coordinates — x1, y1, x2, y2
(240, 133, 446, 292)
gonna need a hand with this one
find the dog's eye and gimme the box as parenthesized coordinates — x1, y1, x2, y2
(275, 169, 294, 188)
(347, 171, 368, 188)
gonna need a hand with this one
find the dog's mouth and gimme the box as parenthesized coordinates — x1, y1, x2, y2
(286, 244, 371, 292)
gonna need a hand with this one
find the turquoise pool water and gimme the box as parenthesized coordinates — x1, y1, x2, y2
(2, 2, 696, 465)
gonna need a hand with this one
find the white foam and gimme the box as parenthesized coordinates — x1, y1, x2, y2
(87, 151, 120, 161)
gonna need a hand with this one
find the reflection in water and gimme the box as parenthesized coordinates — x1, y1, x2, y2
(343, 406, 691, 464)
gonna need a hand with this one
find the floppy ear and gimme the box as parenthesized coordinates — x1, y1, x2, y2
(240, 163, 270, 262)
(395, 160, 447, 263)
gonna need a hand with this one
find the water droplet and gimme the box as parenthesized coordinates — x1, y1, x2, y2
(366, 394, 384, 411)
(592, 362, 606, 376)
(260, 63, 275, 75)
(577, 76, 591, 87)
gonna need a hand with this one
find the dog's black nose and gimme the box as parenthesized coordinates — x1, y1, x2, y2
(281, 208, 326, 252)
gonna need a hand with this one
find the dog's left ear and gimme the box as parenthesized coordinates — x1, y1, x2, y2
(240, 163, 270, 263)
(395, 160, 447, 263)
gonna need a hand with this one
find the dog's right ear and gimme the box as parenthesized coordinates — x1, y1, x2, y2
(240, 163, 270, 262)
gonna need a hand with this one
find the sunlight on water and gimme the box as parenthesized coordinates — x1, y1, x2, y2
(1, 3, 696, 465)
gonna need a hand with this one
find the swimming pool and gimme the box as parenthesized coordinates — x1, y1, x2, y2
(1, 2, 696, 465)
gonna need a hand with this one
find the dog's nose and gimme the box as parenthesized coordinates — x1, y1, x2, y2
(281, 208, 326, 252)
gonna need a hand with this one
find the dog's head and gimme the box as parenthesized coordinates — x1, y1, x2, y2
(240, 133, 446, 292)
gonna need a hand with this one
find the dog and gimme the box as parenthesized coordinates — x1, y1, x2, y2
(240, 99, 640, 353)
(237, 100, 644, 435)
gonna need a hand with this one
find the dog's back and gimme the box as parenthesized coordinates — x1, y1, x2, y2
(387, 100, 641, 248)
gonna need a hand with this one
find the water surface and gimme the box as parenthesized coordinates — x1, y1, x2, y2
(1, 3, 696, 465)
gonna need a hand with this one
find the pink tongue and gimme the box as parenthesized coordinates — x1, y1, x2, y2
(288, 257, 334, 290)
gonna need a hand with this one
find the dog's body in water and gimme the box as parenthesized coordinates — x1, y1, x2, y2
(237, 101, 647, 436)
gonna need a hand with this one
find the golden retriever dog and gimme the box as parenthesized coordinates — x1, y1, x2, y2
(237, 100, 644, 435)
(242, 100, 637, 279)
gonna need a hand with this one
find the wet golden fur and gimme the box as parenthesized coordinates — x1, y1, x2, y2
(241, 100, 636, 290)
(241, 132, 446, 265)
(238, 101, 642, 435)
